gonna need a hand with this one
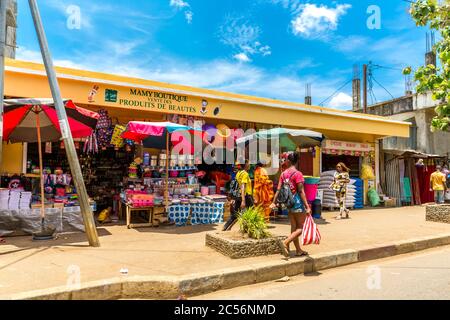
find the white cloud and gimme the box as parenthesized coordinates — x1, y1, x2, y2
(185, 11, 193, 24)
(16, 47, 86, 69)
(169, 0, 193, 24)
(104, 40, 143, 56)
(170, 0, 190, 9)
(233, 53, 252, 63)
(291, 3, 351, 38)
(15, 46, 353, 110)
(328, 92, 353, 110)
(219, 16, 271, 62)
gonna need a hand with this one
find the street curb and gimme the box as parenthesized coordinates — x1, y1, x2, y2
(4, 233, 450, 300)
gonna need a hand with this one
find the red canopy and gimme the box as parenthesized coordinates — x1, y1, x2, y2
(3, 99, 99, 143)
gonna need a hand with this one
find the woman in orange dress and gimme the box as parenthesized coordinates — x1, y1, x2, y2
(253, 162, 274, 222)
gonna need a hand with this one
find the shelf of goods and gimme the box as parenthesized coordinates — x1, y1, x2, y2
(318, 170, 358, 211)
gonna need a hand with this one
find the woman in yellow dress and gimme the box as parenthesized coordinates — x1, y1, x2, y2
(253, 162, 274, 222)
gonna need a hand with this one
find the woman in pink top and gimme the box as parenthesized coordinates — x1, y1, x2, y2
(271, 152, 311, 257)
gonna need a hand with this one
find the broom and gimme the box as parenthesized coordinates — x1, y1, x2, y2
(32, 109, 56, 241)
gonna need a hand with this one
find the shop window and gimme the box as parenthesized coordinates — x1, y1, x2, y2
(322, 154, 361, 177)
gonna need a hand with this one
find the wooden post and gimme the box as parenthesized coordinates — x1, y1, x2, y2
(29, 0, 100, 247)
(0, 0, 7, 169)
(363, 64, 368, 114)
(35, 110, 45, 221)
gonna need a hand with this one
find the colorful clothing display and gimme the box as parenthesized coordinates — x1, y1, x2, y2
(253, 167, 274, 221)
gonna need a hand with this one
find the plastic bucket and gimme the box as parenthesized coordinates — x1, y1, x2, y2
(311, 199, 322, 219)
(201, 186, 209, 196)
(304, 184, 319, 202)
(304, 177, 321, 184)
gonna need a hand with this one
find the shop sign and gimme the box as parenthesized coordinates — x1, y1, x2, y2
(104, 87, 200, 115)
(323, 140, 373, 152)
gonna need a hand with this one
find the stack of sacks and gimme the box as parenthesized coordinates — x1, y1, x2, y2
(8, 190, 21, 210)
(19, 192, 32, 209)
(352, 178, 364, 209)
(0, 189, 9, 210)
(319, 171, 356, 209)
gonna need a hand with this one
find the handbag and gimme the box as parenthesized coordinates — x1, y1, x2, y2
(301, 215, 321, 245)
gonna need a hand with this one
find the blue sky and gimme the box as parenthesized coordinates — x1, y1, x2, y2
(16, 0, 429, 110)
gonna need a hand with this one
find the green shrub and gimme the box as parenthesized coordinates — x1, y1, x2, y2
(237, 206, 271, 240)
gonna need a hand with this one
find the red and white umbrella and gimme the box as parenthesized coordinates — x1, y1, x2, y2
(2, 98, 99, 143)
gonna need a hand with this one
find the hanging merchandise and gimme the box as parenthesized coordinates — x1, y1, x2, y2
(178, 116, 188, 126)
(84, 133, 99, 154)
(97, 128, 113, 149)
(193, 119, 204, 130)
(45, 142, 52, 154)
(110, 124, 126, 148)
(96, 109, 113, 148)
(187, 116, 195, 128)
(361, 163, 375, 180)
(96, 109, 112, 129)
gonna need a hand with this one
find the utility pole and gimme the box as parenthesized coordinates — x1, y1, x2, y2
(352, 64, 361, 111)
(305, 83, 312, 105)
(28, 0, 100, 247)
(363, 64, 368, 114)
(0, 0, 7, 170)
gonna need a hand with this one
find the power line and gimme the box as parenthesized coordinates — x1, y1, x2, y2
(372, 64, 405, 72)
(372, 76, 395, 100)
(318, 79, 353, 106)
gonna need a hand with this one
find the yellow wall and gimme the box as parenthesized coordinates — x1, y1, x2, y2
(1, 142, 23, 174)
(313, 146, 321, 177)
(4, 59, 411, 141)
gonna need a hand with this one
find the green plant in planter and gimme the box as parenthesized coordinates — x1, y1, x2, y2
(237, 206, 271, 240)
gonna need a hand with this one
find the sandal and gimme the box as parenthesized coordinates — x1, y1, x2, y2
(335, 214, 343, 220)
(295, 250, 308, 257)
(278, 239, 290, 258)
(344, 209, 350, 219)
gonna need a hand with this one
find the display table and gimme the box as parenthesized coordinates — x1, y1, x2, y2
(124, 202, 166, 229)
(168, 202, 225, 227)
(0, 207, 86, 236)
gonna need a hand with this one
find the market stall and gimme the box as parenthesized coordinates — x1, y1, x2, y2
(0, 99, 98, 236)
(118, 121, 234, 228)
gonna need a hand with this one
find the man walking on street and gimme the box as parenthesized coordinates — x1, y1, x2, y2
(430, 165, 447, 204)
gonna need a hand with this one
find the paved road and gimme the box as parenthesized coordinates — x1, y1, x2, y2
(196, 246, 450, 300)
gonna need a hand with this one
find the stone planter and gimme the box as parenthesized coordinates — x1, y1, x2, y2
(426, 204, 450, 224)
(205, 231, 286, 259)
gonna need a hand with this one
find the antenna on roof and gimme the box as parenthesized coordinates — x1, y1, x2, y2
(305, 83, 312, 105)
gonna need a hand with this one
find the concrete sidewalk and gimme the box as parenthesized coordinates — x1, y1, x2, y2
(1, 206, 450, 298)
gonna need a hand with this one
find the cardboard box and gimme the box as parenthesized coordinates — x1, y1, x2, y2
(384, 198, 397, 207)
(31, 203, 54, 209)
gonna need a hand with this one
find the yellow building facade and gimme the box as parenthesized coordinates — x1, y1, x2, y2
(2, 58, 410, 182)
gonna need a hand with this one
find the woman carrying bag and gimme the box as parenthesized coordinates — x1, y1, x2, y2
(270, 152, 311, 257)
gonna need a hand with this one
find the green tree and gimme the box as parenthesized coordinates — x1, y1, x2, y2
(404, 0, 450, 132)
